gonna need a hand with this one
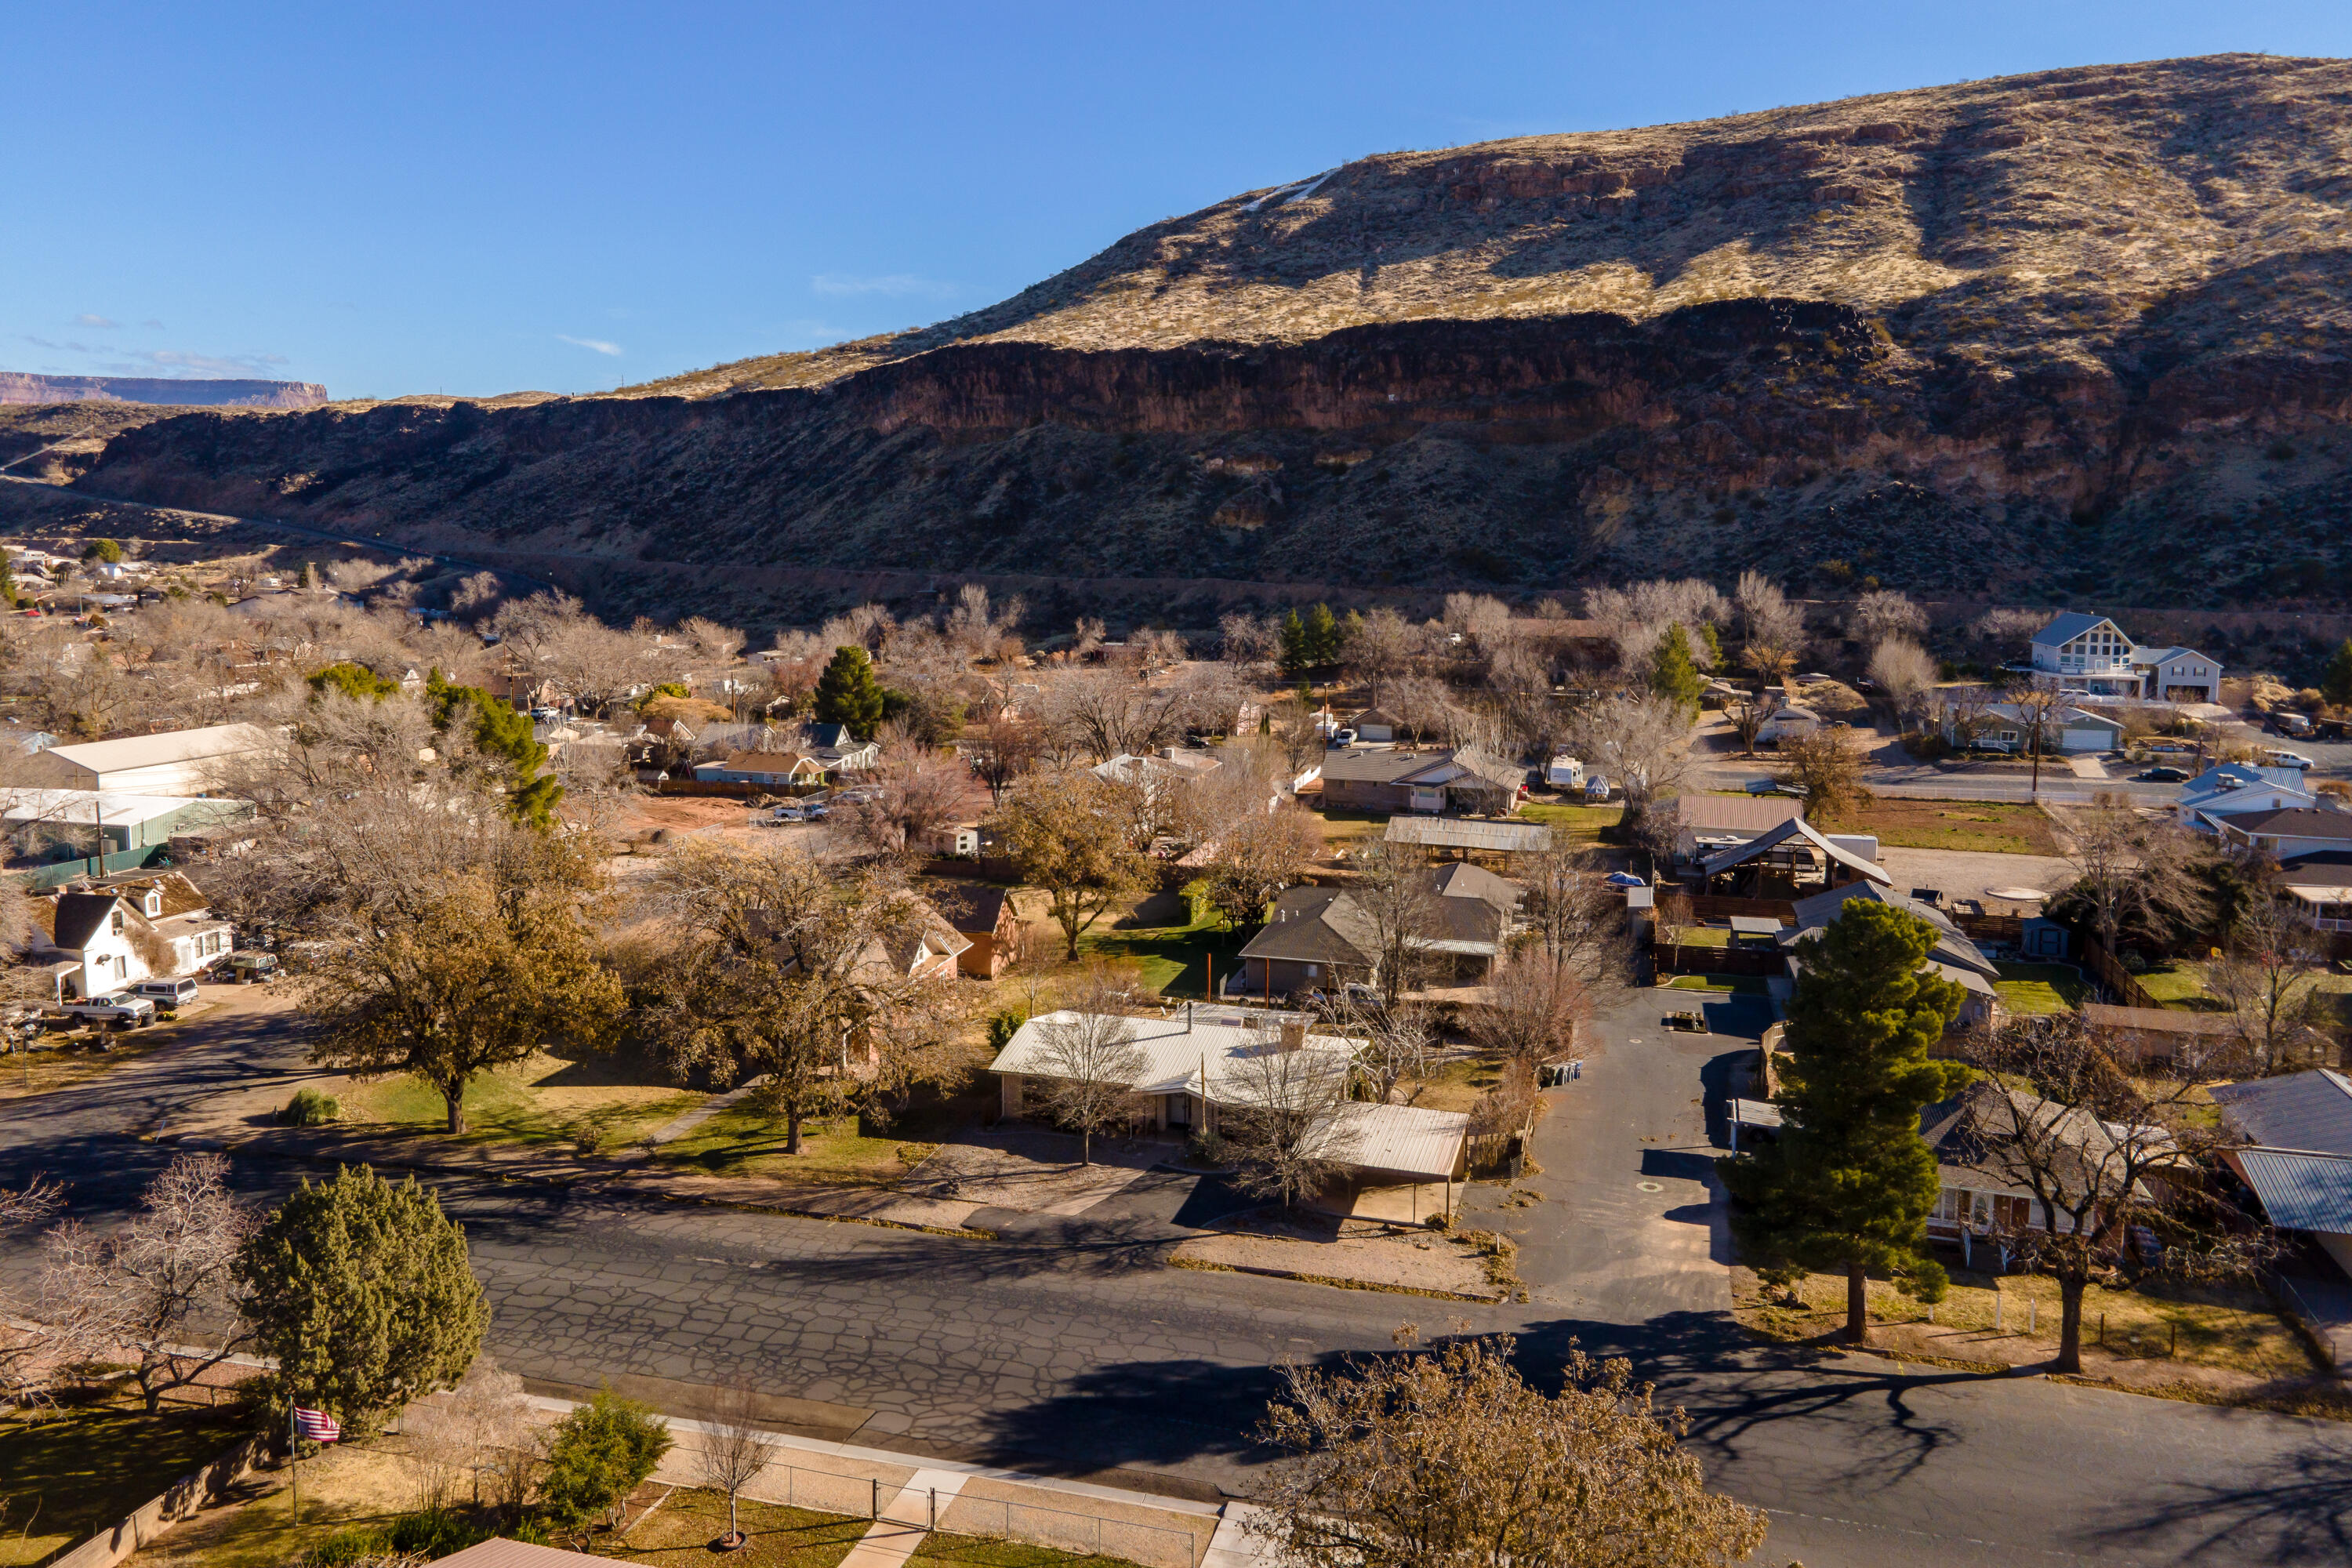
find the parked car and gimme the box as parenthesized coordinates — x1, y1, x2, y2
(2274, 712, 2314, 737)
(1605, 871, 1647, 888)
(60, 992, 157, 1027)
(132, 977, 201, 1008)
(222, 951, 281, 984)
(767, 805, 806, 823)
(528, 706, 561, 721)
(2265, 750, 2315, 770)
(2136, 766, 2190, 782)
(1329, 728, 1357, 749)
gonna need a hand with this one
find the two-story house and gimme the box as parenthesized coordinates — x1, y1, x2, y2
(26, 872, 234, 999)
(2026, 614, 2222, 704)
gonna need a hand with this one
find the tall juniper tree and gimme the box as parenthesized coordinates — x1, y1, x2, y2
(1720, 899, 1969, 1343)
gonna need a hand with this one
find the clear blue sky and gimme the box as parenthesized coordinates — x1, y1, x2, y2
(6, 2, 2345, 401)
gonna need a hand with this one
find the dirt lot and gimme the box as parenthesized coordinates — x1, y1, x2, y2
(1846, 798, 2062, 855)
(1174, 1209, 1501, 1301)
(1875, 847, 2078, 907)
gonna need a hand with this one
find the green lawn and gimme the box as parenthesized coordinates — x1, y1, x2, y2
(655, 1104, 943, 1187)
(2138, 962, 2230, 1013)
(1664, 975, 1769, 996)
(1669, 927, 1732, 948)
(339, 1051, 706, 1152)
(0, 1398, 256, 1566)
(1842, 799, 2061, 855)
(587, 1489, 872, 1565)
(1518, 802, 1625, 840)
(1994, 962, 2092, 1016)
(1078, 895, 1251, 999)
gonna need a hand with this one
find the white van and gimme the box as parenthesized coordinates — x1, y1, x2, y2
(133, 977, 201, 1008)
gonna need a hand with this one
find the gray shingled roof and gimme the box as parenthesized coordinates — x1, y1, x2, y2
(1239, 886, 1381, 967)
(2212, 1070, 2352, 1156)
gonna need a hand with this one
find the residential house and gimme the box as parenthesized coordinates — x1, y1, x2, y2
(988, 1007, 1471, 1212)
(2212, 807, 2352, 861)
(2078, 1003, 2241, 1069)
(1943, 701, 2125, 755)
(1671, 794, 1802, 862)
(851, 896, 972, 985)
(1780, 881, 2001, 1027)
(1752, 699, 1821, 748)
(26, 871, 234, 998)
(1918, 1081, 2152, 1271)
(2212, 1069, 2352, 1283)
(1318, 747, 1519, 815)
(2278, 853, 2352, 938)
(1381, 815, 1554, 865)
(691, 751, 828, 789)
(1233, 864, 1523, 999)
(1348, 707, 1406, 742)
(800, 723, 880, 772)
(2176, 764, 2318, 835)
(626, 714, 699, 771)
(17, 722, 273, 797)
(2024, 612, 2222, 703)
(1700, 817, 1893, 901)
(930, 882, 1025, 978)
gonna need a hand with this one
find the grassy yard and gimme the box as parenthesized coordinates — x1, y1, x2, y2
(0, 1008, 213, 1105)
(586, 1488, 871, 1565)
(338, 1050, 706, 1152)
(1395, 1053, 1508, 1115)
(655, 1104, 946, 1187)
(2138, 961, 2230, 1013)
(1994, 962, 2092, 1015)
(1747, 1267, 2316, 1381)
(1839, 798, 2060, 855)
(0, 1396, 256, 1567)
(1669, 926, 1732, 947)
(1077, 895, 1250, 1000)
(1664, 975, 1770, 996)
(1516, 801, 1625, 841)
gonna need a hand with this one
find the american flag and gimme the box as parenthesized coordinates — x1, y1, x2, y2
(293, 1406, 341, 1443)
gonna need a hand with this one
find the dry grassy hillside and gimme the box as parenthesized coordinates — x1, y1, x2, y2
(45, 54, 2352, 612)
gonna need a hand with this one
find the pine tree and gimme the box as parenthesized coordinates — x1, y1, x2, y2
(1278, 610, 1310, 677)
(1699, 622, 1724, 669)
(813, 644, 887, 739)
(426, 670, 563, 829)
(234, 1165, 488, 1436)
(1650, 623, 1706, 715)
(2325, 638, 2352, 708)
(0, 557, 17, 609)
(1305, 603, 1341, 667)
(1719, 899, 1969, 1344)
(541, 1386, 674, 1532)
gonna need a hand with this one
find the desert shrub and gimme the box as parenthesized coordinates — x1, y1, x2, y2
(280, 1088, 342, 1127)
(300, 1526, 393, 1566)
(387, 1510, 489, 1558)
(567, 1116, 609, 1156)
(1904, 731, 1952, 760)
(985, 1009, 1022, 1051)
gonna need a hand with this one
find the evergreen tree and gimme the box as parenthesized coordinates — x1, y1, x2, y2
(1277, 609, 1309, 677)
(0, 557, 17, 608)
(1305, 603, 1341, 667)
(1699, 622, 1724, 669)
(812, 644, 887, 739)
(427, 670, 563, 829)
(234, 1165, 488, 1436)
(540, 1386, 674, 1533)
(2325, 638, 2352, 708)
(307, 661, 400, 702)
(299, 560, 319, 590)
(80, 537, 123, 564)
(1650, 623, 1706, 715)
(1719, 899, 1969, 1344)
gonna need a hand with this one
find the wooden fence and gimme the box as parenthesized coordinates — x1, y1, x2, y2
(2081, 937, 2162, 1010)
(1655, 943, 1788, 978)
(1953, 913, 2026, 945)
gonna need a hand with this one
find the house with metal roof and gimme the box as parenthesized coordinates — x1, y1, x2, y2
(1382, 815, 1554, 859)
(16, 722, 273, 797)
(986, 1007, 1471, 1210)
(1699, 816, 1892, 900)
(1318, 746, 1518, 815)
(2176, 764, 2318, 835)
(2212, 1070, 2352, 1281)
(1782, 881, 2000, 1027)
(2025, 613, 2222, 703)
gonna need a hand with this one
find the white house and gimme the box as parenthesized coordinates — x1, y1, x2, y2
(1753, 699, 1821, 747)
(1945, 701, 2125, 755)
(2212, 808, 2352, 861)
(27, 872, 234, 999)
(17, 723, 273, 797)
(2026, 613, 2222, 703)
(2176, 764, 2320, 834)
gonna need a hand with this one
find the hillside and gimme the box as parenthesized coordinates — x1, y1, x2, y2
(43, 53, 2352, 616)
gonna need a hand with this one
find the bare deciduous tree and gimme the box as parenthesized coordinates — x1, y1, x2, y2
(1253, 1331, 1768, 1568)
(1033, 989, 1148, 1164)
(1955, 1015, 2259, 1374)
(1563, 692, 1689, 828)
(1868, 637, 1938, 724)
(844, 749, 973, 859)
(1203, 803, 1319, 931)
(1737, 570, 1806, 681)
(696, 1385, 782, 1547)
(1221, 1025, 1353, 1209)
(1469, 953, 1592, 1072)
(1330, 998, 1433, 1105)
(2210, 892, 2334, 1074)
(1352, 840, 1441, 1007)
(1774, 729, 1873, 827)
(2065, 795, 2214, 959)
(1342, 606, 1421, 706)
(1218, 611, 1278, 670)
(1849, 589, 1928, 650)
(1517, 841, 1628, 987)
(38, 1152, 252, 1412)
(1722, 686, 1781, 757)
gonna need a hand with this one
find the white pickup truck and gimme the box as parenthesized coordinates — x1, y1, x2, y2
(58, 992, 158, 1027)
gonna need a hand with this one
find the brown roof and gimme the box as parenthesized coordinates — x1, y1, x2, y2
(1675, 794, 1803, 834)
(931, 882, 1012, 934)
(2223, 808, 2352, 839)
(2081, 1003, 2238, 1036)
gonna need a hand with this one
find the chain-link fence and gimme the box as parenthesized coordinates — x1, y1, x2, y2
(745, 1462, 1206, 1568)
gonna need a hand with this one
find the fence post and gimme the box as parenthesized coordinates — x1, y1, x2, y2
(873, 1478, 880, 1520)
(929, 1487, 937, 1532)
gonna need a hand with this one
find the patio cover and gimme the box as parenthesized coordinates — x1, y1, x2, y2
(1700, 815, 1893, 885)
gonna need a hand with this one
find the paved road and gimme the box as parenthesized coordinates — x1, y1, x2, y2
(6, 996, 2352, 1565)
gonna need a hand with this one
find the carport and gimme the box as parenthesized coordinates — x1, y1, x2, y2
(1310, 1100, 1472, 1224)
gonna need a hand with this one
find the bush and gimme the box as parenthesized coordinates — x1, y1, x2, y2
(280, 1088, 342, 1127)
(387, 1509, 489, 1558)
(539, 1385, 673, 1530)
(1903, 731, 1953, 760)
(985, 1009, 1023, 1052)
(1187, 1128, 1226, 1167)
(300, 1526, 391, 1566)
(567, 1116, 609, 1156)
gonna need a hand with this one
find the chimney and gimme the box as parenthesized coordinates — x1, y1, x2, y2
(1186, 1001, 1193, 1033)
(1279, 1018, 1306, 1052)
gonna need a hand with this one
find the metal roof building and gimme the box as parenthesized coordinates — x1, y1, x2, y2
(1382, 816, 1554, 855)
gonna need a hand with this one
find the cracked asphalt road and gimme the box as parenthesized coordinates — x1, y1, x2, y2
(6, 991, 2352, 1565)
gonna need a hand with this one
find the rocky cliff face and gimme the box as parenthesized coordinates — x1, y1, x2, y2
(62, 54, 2352, 610)
(0, 374, 328, 409)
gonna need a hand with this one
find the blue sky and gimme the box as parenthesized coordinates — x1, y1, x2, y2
(6, 2, 2346, 401)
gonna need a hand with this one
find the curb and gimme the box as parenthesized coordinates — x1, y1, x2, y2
(1167, 1253, 1503, 1305)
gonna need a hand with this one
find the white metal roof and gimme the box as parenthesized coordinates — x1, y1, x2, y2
(0, 787, 201, 827)
(1308, 1101, 1470, 1179)
(989, 1009, 1355, 1101)
(1383, 817, 1554, 853)
(41, 722, 273, 775)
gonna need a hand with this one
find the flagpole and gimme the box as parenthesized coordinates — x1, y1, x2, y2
(289, 1403, 299, 1530)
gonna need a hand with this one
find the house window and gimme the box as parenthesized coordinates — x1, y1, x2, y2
(1306, 964, 1319, 978)
(1936, 1189, 1960, 1223)
(111, 911, 125, 935)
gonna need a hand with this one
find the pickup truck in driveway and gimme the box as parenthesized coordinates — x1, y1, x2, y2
(59, 993, 158, 1028)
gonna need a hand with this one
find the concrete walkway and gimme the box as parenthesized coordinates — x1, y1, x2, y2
(837, 1468, 972, 1568)
(644, 1073, 771, 1146)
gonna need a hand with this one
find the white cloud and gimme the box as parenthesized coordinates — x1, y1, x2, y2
(75, 314, 121, 329)
(811, 273, 959, 299)
(557, 334, 623, 356)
